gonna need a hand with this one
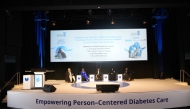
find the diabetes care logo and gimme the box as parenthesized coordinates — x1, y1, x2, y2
(57, 32, 66, 37)
(36, 78, 41, 82)
(78, 77, 81, 80)
(131, 31, 140, 36)
(25, 77, 29, 82)
(118, 76, 122, 79)
(91, 77, 93, 79)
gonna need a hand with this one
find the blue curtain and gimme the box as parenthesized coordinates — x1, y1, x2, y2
(34, 11, 48, 68)
(152, 8, 166, 72)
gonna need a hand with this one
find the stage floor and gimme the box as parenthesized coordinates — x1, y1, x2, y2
(12, 78, 190, 94)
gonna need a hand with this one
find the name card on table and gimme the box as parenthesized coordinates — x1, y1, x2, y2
(117, 74, 123, 82)
(76, 75, 82, 83)
(103, 74, 108, 81)
(89, 75, 94, 82)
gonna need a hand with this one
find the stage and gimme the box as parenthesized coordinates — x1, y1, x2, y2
(7, 79, 190, 109)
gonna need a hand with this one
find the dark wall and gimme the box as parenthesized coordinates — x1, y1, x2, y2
(21, 9, 186, 80)
(17, 8, 190, 81)
(21, 11, 155, 80)
(176, 8, 190, 73)
(4, 0, 189, 8)
(0, 10, 22, 87)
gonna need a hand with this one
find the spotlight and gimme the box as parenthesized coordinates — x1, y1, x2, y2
(44, 10, 49, 14)
(107, 9, 112, 15)
(88, 9, 92, 15)
(188, 12, 190, 16)
(86, 17, 91, 25)
(86, 20, 90, 25)
(111, 19, 115, 25)
(143, 20, 148, 24)
(52, 21, 56, 26)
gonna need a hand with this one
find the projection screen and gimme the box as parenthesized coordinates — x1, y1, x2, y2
(50, 29, 147, 62)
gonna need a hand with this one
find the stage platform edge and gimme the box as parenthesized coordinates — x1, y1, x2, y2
(7, 79, 190, 109)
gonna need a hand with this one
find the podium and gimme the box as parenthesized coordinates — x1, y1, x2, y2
(89, 74, 95, 82)
(76, 75, 81, 83)
(25, 69, 55, 89)
(23, 75, 34, 89)
(117, 74, 123, 82)
(103, 74, 108, 81)
(34, 72, 45, 88)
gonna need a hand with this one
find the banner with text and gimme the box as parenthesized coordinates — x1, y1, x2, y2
(8, 90, 190, 109)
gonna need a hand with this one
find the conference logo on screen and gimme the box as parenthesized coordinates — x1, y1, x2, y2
(131, 31, 140, 36)
(57, 32, 66, 37)
(25, 77, 29, 82)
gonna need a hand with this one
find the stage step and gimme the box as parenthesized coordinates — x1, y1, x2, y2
(0, 103, 21, 109)
(0, 83, 19, 104)
(1, 95, 7, 103)
(1, 84, 23, 103)
(0, 88, 13, 103)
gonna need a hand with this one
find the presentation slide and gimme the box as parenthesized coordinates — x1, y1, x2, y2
(50, 29, 147, 62)
(34, 75, 43, 87)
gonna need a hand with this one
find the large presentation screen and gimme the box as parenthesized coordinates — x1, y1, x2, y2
(50, 29, 147, 62)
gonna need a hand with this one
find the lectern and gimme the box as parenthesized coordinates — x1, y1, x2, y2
(23, 75, 34, 89)
(31, 69, 47, 89)
(25, 69, 54, 89)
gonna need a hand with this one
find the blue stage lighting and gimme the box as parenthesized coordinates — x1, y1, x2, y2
(152, 8, 167, 72)
(34, 11, 49, 68)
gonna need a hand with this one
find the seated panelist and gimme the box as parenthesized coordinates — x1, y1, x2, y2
(109, 68, 117, 81)
(80, 68, 89, 81)
(95, 68, 102, 80)
(123, 67, 131, 81)
(66, 68, 75, 83)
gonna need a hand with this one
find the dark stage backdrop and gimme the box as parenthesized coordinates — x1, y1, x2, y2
(176, 8, 190, 74)
(20, 8, 190, 81)
(21, 11, 154, 80)
(0, 10, 22, 87)
(44, 19, 154, 80)
(0, 8, 189, 87)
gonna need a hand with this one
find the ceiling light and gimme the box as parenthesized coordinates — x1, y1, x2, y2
(88, 9, 92, 15)
(86, 20, 90, 25)
(52, 21, 56, 26)
(111, 19, 115, 25)
(107, 9, 112, 15)
(143, 20, 147, 24)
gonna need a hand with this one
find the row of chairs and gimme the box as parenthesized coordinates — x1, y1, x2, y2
(65, 73, 134, 82)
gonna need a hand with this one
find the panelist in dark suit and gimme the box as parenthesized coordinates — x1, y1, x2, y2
(123, 67, 131, 81)
(80, 68, 89, 81)
(66, 68, 75, 83)
(95, 68, 102, 80)
(109, 68, 117, 81)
